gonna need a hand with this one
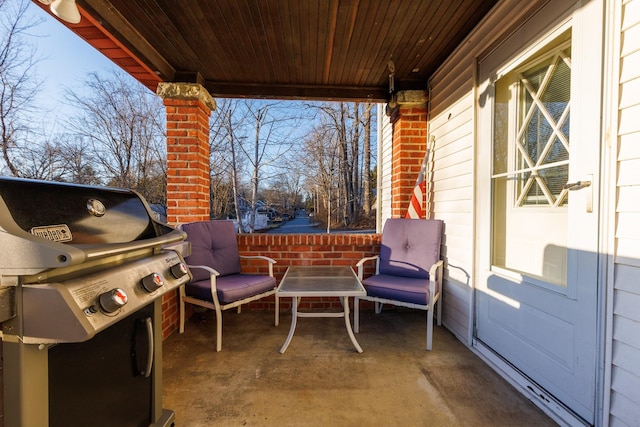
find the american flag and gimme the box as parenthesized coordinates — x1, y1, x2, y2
(405, 150, 429, 219)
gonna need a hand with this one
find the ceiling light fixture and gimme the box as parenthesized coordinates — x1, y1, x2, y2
(42, 0, 81, 24)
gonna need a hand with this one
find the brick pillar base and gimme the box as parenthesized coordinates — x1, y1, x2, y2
(389, 91, 428, 218)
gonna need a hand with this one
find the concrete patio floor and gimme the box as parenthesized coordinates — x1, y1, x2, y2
(162, 307, 557, 426)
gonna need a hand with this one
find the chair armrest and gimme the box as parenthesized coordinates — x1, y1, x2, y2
(240, 255, 276, 264)
(428, 260, 444, 298)
(239, 255, 277, 277)
(355, 255, 380, 280)
(186, 264, 221, 290)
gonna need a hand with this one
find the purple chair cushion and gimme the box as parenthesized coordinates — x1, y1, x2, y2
(362, 274, 437, 306)
(182, 220, 241, 281)
(185, 274, 276, 305)
(378, 219, 442, 279)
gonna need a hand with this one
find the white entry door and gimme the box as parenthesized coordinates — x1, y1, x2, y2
(475, 1, 602, 423)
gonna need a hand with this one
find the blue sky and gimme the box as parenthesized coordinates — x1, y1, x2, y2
(27, 3, 120, 129)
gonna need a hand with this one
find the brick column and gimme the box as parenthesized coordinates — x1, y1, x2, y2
(157, 82, 216, 224)
(157, 82, 215, 338)
(389, 90, 428, 218)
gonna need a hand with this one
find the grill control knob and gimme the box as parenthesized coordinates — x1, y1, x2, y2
(141, 272, 165, 293)
(99, 288, 128, 313)
(170, 262, 189, 279)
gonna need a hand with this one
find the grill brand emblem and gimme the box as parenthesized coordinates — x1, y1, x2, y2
(31, 224, 72, 242)
(86, 199, 106, 217)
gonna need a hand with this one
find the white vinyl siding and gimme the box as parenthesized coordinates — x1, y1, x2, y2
(610, 0, 640, 424)
(428, 0, 550, 344)
(428, 94, 475, 342)
(378, 106, 393, 231)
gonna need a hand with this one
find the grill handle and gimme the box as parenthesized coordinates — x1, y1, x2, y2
(143, 317, 154, 378)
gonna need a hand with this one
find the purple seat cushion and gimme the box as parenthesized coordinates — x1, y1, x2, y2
(378, 219, 442, 279)
(362, 274, 436, 306)
(186, 274, 276, 305)
(183, 220, 241, 282)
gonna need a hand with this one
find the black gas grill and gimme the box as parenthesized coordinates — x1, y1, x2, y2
(0, 177, 192, 427)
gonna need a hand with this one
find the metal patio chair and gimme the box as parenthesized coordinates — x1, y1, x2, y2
(179, 220, 279, 351)
(354, 218, 444, 350)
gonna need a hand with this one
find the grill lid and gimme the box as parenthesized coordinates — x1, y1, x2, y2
(0, 177, 186, 275)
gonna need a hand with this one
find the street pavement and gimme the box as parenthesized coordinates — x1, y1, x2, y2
(265, 212, 374, 234)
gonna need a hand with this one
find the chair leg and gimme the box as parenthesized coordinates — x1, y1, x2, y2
(274, 294, 279, 327)
(354, 297, 360, 333)
(436, 295, 442, 326)
(426, 307, 434, 351)
(215, 306, 223, 352)
(375, 302, 383, 314)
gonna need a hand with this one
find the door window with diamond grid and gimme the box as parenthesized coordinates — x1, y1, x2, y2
(492, 34, 571, 287)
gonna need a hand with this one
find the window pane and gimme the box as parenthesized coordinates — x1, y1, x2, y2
(491, 32, 571, 286)
(493, 77, 510, 175)
(515, 47, 571, 207)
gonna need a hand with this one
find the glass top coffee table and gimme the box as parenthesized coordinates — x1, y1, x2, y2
(276, 266, 366, 354)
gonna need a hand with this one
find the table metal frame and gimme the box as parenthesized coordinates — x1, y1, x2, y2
(276, 266, 366, 354)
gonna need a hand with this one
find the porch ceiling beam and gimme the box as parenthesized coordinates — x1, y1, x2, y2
(203, 82, 390, 102)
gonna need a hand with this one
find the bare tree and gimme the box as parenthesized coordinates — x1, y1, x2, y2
(237, 101, 302, 231)
(362, 103, 374, 215)
(299, 123, 340, 231)
(280, 166, 304, 211)
(350, 103, 361, 220)
(267, 164, 304, 214)
(246, 104, 267, 232)
(308, 102, 371, 226)
(210, 100, 375, 231)
(19, 137, 66, 181)
(208, 111, 236, 220)
(58, 135, 102, 185)
(0, 0, 43, 176)
(209, 98, 249, 228)
(65, 69, 166, 202)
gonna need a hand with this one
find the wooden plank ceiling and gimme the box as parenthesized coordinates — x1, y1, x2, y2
(62, 0, 498, 101)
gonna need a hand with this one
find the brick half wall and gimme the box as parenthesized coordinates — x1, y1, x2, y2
(161, 233, 381, 338)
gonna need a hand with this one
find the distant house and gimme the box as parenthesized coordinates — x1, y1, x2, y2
(230, 197, 269, 232)
(376, 1, 640, 425)
(148, 204, 167, 223)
